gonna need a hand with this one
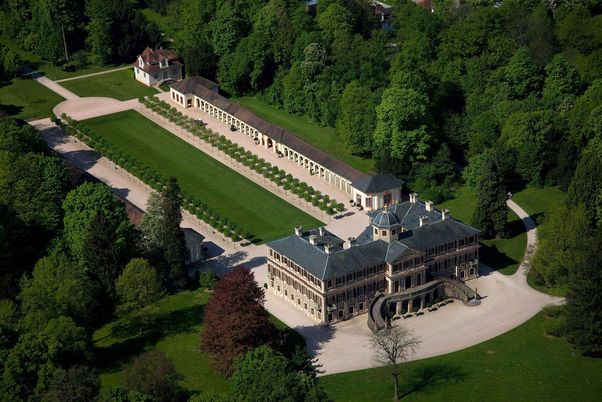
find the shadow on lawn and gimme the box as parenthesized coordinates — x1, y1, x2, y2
(480, 217, 525, 274)
(94, 303, 205, 372)
(399, 363, 467, 399)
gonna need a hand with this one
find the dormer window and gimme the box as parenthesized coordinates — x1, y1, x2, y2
(138, 57, 144, 68)
(160, 59, 168, 68)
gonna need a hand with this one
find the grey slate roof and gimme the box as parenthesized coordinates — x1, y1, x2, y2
(268, 200, 480, 281)
(372, 210, 401, 228)
(369, 201, 443, 230)
(397, 219, 480, 252)
(351, 174, 404, 194)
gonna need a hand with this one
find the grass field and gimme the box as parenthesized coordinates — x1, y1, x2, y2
(321, 311, 602, 401)
(61, 69, 159, 101)
(235, 96, 375, 174)
(511, 186, 566, 226)
(0, 77, 64, 120)
(84, 110, 322, 242)
(439, 186, 527, 275)
(93, 289, 305, 397)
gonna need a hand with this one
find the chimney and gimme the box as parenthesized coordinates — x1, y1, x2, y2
(419, 215, 429, 227)
(324, 244, 334, 254)
(343, 237, 357, 250)
(318, 227, 325, 236)
(410, 192, 418, 203)
(309, 235, 318, 245)
(442, 209, 450, 220)
(294, 226, 303, 236)
(425, 200, 434, 211)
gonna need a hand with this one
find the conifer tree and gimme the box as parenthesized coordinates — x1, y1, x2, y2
(161, 177, 187, 287)
(472, 156, 509, 239)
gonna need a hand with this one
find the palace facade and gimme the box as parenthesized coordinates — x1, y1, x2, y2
(266, 194, 480, 324)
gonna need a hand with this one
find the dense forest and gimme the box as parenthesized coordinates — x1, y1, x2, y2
(0, 0, 601, 399)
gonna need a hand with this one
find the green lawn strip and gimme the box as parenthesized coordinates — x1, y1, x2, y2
(0, 77, 64, 120)
(438, 186, 526, 275)
(321, 312, 602, 402)
(93, 290, 228, 394)
(60, 69, 159, 101)
(234, 96, 375, 174)
(84, 110, 322, 242)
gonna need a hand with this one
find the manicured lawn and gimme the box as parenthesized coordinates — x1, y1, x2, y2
(511, 186, 566, 226)
(84, 110, 322, 242)
(61, 69, 159, 101)
(235, 96, 375, 174)
(439, 186, 527, 275)
(0, 78, 64, 120)
(321, 311, 602, 401)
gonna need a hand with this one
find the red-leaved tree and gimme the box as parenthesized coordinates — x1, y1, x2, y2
(200, 266, 277, 375)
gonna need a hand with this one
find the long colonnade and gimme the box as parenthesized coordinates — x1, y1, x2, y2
(171, 88, 357, 196)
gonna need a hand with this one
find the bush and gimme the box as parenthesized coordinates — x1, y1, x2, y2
(544, 318, 566, 337)
(199, 270, 219, 290)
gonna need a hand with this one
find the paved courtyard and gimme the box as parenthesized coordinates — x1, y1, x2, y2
(31, 74, 563, 375)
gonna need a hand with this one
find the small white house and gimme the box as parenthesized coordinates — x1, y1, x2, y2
(133, 47, 183, 87)
(351, 174, 404, 211)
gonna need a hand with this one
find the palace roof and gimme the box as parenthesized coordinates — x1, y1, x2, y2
(268, 199, 480, 281)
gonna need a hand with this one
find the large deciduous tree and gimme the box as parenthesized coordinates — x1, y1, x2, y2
(201, 266, 277, 375)
(567, 138, 602, 224)
(19, 251, 98, 332)
(229, 346, 328, 402)
(372, 326, 421, 401)
(337, 80, 377, 156)
(115, 258, 164, 314)
(373, 86, 431, 169)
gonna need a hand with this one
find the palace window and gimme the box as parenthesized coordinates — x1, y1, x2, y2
(327, 280, 332, 289)
(304, 303, 307, 310)
(469, 268, 475, 276)
(365, 197, 372, 208)
(348, 306, 354, 315)
(328, 313, 333, 322)
(359, 302, 364, 311)
(460, 270, 465, 279)
(284, 289, 287, 296)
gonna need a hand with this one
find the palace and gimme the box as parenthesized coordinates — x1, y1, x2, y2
(266, 194, 480, 325)
(169, 76, 403, 210)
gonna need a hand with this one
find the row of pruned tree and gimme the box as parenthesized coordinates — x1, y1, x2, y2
(141, 96, 346, 216)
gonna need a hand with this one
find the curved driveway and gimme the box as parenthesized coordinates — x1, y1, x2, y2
(30, 76, 562, 375)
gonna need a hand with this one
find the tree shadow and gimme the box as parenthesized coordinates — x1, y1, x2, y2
(480, 243, 519, 273)
(399, 363, 467, 399)
(94, 303, 205, 372)
(0, 103, 23, 117)
(295, 324, 336, 355)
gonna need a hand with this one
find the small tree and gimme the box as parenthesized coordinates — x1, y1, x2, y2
(199, 270, 218, 290)
(115, 258, 164, 314)
(123, 350, 181, 402)
(372, 326, 421, 401)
